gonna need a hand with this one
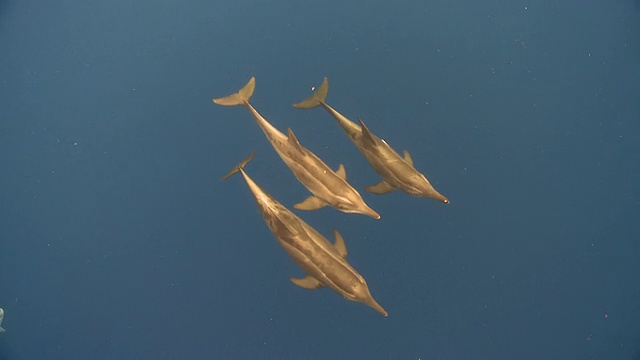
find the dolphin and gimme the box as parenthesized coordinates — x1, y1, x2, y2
(293, 77, 449, 204)
(0, 308, 5, 333)
(213, 77, 380, 219)
(222, 152, 388, 316)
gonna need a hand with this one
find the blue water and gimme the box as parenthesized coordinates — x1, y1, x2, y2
(1, 0, 639, 359)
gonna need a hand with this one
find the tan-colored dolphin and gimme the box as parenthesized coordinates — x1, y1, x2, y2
(213, 77, 380, 219)
(222, 152, 388, 316)
(293, 77, 449, 204)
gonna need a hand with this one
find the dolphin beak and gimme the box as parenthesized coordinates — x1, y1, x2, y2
(368, 298, 388, 317)
(366, 208, 381, 220)
(358, 204, 380, 220)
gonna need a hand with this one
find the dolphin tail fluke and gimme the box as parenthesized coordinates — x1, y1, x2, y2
(221, 151, 255, 180)
(292, 77, 329, 109)
(213, 77, 256, 106)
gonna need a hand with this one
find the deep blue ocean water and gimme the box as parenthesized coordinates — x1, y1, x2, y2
(1, 0, 639, 359)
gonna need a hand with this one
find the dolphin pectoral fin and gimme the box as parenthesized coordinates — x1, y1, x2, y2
(335, 164, 347, 180)
(292, 77, 328, 109)
(212, 77, 256, 106)
(290, 275, 324, 290)
(357, 118, 377, 145)
(365, 180, 396, 195)
(402, 150, 414, 166)
(332, 229, 348, 258)
(286, 128, 305, 154)
(294, 196, 326, 211)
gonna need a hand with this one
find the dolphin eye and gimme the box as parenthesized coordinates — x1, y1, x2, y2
(337, 204, 348, 210)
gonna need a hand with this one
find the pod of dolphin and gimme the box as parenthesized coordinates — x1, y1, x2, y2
(213, 77, 449, 316)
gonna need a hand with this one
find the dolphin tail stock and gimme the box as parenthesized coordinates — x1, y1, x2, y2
(221, 151, 256, 180)
(292, 77, 329, 109)
(213, 77, 256, 106)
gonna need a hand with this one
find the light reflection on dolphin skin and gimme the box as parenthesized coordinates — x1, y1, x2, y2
(222, 152, 388, 317)
(293, 77, 449, 204)
(213, 77, 380, 219)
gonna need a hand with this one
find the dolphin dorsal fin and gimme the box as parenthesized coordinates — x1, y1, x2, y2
(290, 275, 324, 290)
(403, 150, 414, 166)
(335, 164, 347, 180)
(333, 229, 348, 258)
(357, 118, 376, 145)
(286, 127, 305, 153)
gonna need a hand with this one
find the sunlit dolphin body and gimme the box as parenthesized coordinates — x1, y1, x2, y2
(293, 77, 449, 204)
(222, 152, 388, 316)
(213, 77, 379, 219)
